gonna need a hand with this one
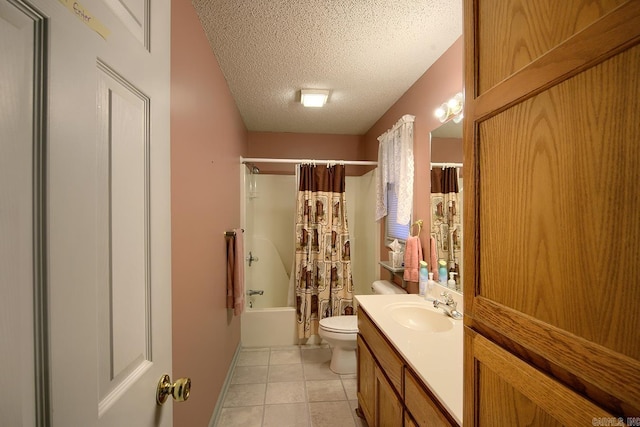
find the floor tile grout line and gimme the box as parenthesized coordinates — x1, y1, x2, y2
(261, 354, 270, 427)
(302, 356, 311, 427)
(222, 345, 355, 427)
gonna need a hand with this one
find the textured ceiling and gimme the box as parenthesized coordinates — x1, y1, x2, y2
(192, 1, 462, 135)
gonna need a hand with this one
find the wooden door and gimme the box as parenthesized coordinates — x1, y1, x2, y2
(1, 0, 174, 425)
(463, 0, 640, 424)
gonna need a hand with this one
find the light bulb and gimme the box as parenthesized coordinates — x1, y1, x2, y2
(436, 102, 449, 122)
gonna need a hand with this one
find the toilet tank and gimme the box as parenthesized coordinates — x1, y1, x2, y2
(371, 280, 407, 294)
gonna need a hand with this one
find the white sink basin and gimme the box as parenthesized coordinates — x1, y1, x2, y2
(384, 303, 454, 333)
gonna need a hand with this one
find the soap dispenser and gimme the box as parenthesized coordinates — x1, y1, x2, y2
(448, 272, 458, 290)
(426, 272, 437, 299)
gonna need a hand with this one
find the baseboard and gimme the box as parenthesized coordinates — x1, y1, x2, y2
(208, 342, 242, 427)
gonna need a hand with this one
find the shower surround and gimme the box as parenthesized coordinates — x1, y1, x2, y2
(240, 169, 378, 347)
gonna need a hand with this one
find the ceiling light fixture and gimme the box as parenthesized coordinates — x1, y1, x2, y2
(300, 89, 330, 108)
(435, 92, 464, 123)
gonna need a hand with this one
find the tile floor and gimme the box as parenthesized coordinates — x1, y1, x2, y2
(215, 345, 369, 427)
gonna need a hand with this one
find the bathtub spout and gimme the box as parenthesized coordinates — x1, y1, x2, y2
(247, 289, 264, 296)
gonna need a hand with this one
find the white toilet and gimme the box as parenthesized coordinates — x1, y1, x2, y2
(318, 280, 406, 374)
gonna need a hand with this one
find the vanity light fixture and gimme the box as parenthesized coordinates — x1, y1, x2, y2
(300, 89, 330, 108)
(435, 92, 464, 123)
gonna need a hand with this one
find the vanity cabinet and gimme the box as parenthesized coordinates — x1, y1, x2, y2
(357, 309, 457, 427)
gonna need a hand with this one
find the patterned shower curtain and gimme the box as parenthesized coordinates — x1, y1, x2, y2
(294, 164, 354, 339)
(430, 167, 462, 289)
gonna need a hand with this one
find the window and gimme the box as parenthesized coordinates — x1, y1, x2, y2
(385, 183, 410, 243)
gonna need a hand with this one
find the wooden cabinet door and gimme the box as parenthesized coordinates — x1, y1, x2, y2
(375, 365, 403, 427)
(463, 0, 640, 423)
(357, 336, 375, 426)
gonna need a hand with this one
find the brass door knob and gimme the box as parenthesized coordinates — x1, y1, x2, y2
(156, 374, 191, 405)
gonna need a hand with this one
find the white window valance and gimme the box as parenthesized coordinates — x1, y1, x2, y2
(376, 114, 415, 225)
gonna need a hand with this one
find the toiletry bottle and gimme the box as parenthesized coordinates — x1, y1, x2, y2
(438, 260, 447, 285)
(427, 272, 437, 299)
(448, 272, 458, 290)
(419, 260, 428, 296)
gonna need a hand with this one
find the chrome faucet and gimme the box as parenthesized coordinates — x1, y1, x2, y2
(433, 292, 463, 320)
(247, 289, 264, 296)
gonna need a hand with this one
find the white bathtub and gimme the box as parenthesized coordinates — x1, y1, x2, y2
(240, 307, 298, 347)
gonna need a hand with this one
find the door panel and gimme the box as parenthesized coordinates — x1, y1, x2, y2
(477, 0, 626, 93)
(479, 44, 640, 357)
(96, 64, 153, 413)
(102, 0, 148, 47)
(469, 331, 614, 426)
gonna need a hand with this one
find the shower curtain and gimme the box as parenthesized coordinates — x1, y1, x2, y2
(294, 163, 354, 339)
(430, 167, 462, 288)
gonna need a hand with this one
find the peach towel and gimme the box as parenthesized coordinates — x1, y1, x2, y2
(403, 236, 423, 282)
(226, 229, 245, 315)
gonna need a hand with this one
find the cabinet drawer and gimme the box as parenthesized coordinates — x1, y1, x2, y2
(405, 369, 455, 427)
(358, 309, 403, 395)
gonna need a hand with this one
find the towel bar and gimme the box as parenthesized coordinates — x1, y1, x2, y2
(411, 220, 423, 237)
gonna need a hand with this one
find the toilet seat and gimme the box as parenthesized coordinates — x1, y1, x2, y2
(319, 315, 358, 334)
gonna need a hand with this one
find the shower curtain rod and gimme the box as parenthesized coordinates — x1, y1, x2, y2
(431, 162, 463, 169)
(241, 157, 378, 166)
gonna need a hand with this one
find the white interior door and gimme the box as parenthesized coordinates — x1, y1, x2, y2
(1, 0, 174, 425)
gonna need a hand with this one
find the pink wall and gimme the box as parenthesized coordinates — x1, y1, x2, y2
(171, 1, 247, 426)
(363, 37, 464, 292)
(431, 136, 463, 164)
(247, 132, 373, 176)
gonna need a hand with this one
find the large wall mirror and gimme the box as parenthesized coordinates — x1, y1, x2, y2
(430, 119, 463, 293)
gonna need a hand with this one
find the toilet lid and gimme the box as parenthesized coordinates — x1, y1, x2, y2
(319, 315, 358, 333)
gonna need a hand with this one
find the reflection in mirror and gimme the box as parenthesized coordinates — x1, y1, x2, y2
(430, 120, 463, 293)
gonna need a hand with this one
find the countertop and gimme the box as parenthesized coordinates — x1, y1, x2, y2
(355, 288, 463, 425)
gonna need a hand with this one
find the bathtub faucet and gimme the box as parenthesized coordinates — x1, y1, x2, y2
(246, 251, 259, 267)
(247, 289, 264, 296)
